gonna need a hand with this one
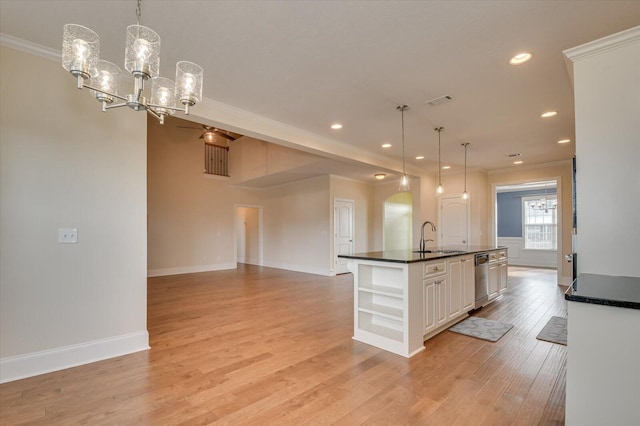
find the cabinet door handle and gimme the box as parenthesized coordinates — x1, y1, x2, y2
(434, 266, 439, 271)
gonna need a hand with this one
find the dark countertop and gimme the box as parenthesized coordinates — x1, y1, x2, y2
(338, 245, 506, 264)
(565, 274, 640, 310)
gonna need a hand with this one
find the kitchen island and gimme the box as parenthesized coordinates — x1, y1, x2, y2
(339, 246, 507, 357)
(565, 274, 640, 425)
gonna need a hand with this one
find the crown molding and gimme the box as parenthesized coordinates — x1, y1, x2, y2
(0, 33, 60, 62)
(564, 25, 640, 63)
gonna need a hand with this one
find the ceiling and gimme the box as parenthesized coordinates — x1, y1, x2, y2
(2, 1, 638, 182)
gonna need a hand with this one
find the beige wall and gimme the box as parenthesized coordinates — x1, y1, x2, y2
(329, 176, 374, 270)
(147, 118, 248, 276)
(236, 207, 260, 265)
(0, 47, 148, 380)
(148, 119, 338, 276)
(437, 170, 489, 246)
(487, 162, 573, 283)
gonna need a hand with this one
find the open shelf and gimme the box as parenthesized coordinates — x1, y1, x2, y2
(357, 311, 403, 342)
(358, 284, 404, 298)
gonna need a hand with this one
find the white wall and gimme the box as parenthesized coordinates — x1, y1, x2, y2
(566, 27, 640, 277)
(0, 46, 148, 382)
(236, 207, 261, 265)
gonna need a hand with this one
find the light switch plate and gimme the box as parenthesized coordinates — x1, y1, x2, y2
(58, 228, 78, 244)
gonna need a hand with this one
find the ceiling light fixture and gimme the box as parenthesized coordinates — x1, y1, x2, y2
(558, 139, 571, 144)
(442, 165, 451, 170)
(435, 126, 444, 194)
(541, 111, 558, 118)
(331, 123, 343, 129)
(415, 156, 424, 160)
(382, 143, 392, 148)
(462, 143, 470, 200)
(375, 173, 386, 180)
(530, 182, 557, 213)
(62, 0, 203, 125)
(397, 105, 410, 192)
(514, 160, 523, 165)
(509, 52, 533, 65)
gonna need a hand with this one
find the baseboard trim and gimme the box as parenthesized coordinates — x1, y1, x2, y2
(0, 331, 150, 384)
(262, 261, 331, 277)
(147, 263, 237, 277)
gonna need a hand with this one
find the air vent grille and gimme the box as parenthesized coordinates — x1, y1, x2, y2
(507, 153, 522, 158)
(426, 95, 455, 107)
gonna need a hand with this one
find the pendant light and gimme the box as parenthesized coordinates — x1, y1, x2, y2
(435, 127, 444, 194)
(397, 105, 410, 192)
(462, 143, 470, 200)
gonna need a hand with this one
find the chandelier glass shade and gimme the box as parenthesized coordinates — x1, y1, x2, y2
(62, 15, 203, 125)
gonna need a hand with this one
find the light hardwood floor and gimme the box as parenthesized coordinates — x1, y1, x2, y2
(0, 265, 567, 425)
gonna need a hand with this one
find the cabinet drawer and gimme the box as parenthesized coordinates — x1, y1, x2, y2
(424, 261, 446, 277)
(489, 251, 499, 262)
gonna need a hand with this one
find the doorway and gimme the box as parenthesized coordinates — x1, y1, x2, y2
(235, 205, 263, 266)
(439, 196, 470, 246)
(334, 199, 354, 275)
(494, 180, 559, 271)
(383, 192, 413, 251)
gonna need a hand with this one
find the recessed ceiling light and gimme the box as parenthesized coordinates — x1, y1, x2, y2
(509, 52, 533, 65)
(514, 160, 523, 165)
(442, 165, 451, 170)
(382, 143, 392, 148)
(415, 156, 424, 160)
(558, 139, 571, 144)
(541, 111, 558, 118)
(330, 123, 343, 129)
(374, 173, 386, 180)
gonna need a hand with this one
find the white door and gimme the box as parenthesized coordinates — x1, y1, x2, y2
(334, 199, 354, 274)
(440, 197, 470, 246)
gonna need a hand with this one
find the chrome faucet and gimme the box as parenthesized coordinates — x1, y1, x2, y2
(420, 221, 437, 252)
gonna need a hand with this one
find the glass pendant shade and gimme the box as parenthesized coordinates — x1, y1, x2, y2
(399, 174, 410, 192)
(125, 25, 160, 78)
(462, 191, 468, 200)
(203, 132, 216, 143)
(175, 61, 204, 106)
(437, 184, 444, 194)
(151, 77, 176, 115)
(90, 60, 121, 102)
(62, 24, 100, 79)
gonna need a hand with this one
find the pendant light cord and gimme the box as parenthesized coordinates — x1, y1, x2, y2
(401, 107, 406, 176)
(436, 127, 443, 186)
(136, 0, 142, 25)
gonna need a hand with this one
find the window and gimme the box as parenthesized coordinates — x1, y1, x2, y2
(204, 143, 229, 177)
(523, 195, 557, 250)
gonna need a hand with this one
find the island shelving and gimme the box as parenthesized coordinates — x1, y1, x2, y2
(341, 246, 507, 358)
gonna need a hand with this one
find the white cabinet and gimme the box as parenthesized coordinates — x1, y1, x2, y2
(488, 262, 499, 300)
(423, 256, 473, 339)
(489, 249, 508, 300)
(352, 261, 424, 357)
(448, 255, 475, 314)
(499, 261, 508, 293)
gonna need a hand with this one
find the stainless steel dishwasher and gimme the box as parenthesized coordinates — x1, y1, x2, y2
(474, 253, 489, 308)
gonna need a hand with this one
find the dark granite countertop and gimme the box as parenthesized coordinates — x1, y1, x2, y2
(565, 274, 640, 310)
(338, 245, 506, 264)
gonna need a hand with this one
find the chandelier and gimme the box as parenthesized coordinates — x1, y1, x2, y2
(530, 183, 557, 212)
(61, 0, 203, 124)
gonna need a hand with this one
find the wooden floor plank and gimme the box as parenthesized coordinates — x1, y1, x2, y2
(0, 265, 566, 425)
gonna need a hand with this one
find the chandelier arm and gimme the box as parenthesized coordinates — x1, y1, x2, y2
(146, 108, 163, 123)
(146, 103, 187, 113)
(103, 102, 128, 110)
(82, 84, 128, 101)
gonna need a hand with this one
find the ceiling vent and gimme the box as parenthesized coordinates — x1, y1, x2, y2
(507, 153, 522, 158)
(425, 95, 455, 107)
